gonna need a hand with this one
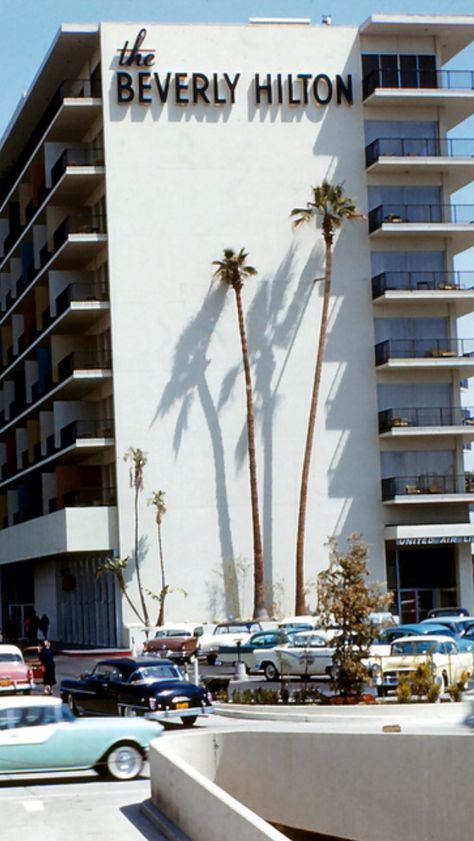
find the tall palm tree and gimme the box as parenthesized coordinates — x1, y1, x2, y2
(290, 182, 364, 615)
(212, 248, 266, 619)
(124, 446, 150, 626)
(149, 490, 168, 626)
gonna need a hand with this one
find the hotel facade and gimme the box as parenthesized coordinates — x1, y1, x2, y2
(0, 15, 473, 645)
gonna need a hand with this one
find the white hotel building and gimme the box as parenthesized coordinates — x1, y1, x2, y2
(0, 15, 473, 645)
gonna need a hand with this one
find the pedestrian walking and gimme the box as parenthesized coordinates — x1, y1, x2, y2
(38, 613, 50, 640)
(39, 640, 56, 695)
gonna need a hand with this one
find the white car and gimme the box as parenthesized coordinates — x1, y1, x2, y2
(254, 632, 335, 681)
(198, 621, 277, 664)
(368, 635, 473, 696)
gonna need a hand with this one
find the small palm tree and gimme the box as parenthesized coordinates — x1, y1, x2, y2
(124, 447, 150, 626)
(290, 183, 364, 615)
(212, 248, 266, 619)
(149, 490, 168, 626)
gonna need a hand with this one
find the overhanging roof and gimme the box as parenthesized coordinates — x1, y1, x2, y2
(359, 15, 474, 63)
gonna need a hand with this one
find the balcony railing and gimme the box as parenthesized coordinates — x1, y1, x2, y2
(371, 271, 474, 298)
(369, 204, 474, 232)
(0, 78, 101, 209)
(52, 213, 106, 252)
(363, 68, 474, 99)
(382, 473, 474, 500)
(59, 418, 114, 449)
(57, 349, 112, 382)
(365, 137, 474, 167)
(375, 338, 474, 366)
(50, 146, 105, 188)
(378, 406, 474, 433)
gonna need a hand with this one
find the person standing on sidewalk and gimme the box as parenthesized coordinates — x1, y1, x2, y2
(39, 640, 56, 695)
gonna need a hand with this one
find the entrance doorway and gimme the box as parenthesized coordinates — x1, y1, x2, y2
(386, 544, 457, 623)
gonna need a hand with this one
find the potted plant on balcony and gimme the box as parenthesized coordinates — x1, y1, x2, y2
(465, 473, 474, 493)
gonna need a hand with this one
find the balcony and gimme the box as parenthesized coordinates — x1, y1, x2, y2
(50, 146, 104, 188)
(0, 79, 102, 213)
(368, 205, 474, 251)
(62, 487, 116, 508)
(362, 69, 474, 128)
(378, 406, 474, 437)
(371, 271, 474, 313)
(59, 418, 114, 449)
(365, 137, 474, 190)
(55, 281, 109, 316)
(382, 473, 474, 503)
(375, 338, 474, 373)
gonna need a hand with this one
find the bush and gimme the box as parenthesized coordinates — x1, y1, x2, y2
(395, 663, 440, 703)
(446, 669, 470, 702)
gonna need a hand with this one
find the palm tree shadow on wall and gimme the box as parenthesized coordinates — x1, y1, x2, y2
(218, 245, 318, 598)
(151, 285, 241, 618)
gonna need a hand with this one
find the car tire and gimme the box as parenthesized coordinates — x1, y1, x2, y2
(104, 743, 144, 781)
(67, 693, 79, 715)
(207, 654, 217, 666)
(181, 716, 197, 728)
(263, 662, 279, 682)
(120, 705, 138, 718)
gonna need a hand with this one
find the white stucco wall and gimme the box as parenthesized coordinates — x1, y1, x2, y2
(100, 23, 388, 622)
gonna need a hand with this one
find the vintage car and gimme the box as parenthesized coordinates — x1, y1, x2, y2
(217, 629, 297, 670)
(368, 635, 473, 697)
(0, 695, 163, 780)
(198, 621, 277, 665)
(21, 645, 44, 681)
(254, 632, 335, 681)
(143, 628, 199, 663)
(60, 657, 213, 726)
(0, 645, 35, 694)
(371, 622, 474, 656)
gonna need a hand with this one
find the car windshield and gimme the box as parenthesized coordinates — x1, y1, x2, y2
(129, 664, 182, 683)
(0, 653, 22, 663)
(215, 624, 256, 634)
(293, 635, 326, 648)
(392, 640, 439, 656)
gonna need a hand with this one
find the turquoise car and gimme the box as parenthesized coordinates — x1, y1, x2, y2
(0, 696, 163, 780)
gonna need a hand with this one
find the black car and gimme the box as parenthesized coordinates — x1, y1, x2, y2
(60, 657, 213, 727)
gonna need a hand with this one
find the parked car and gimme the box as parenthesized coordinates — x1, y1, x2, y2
(0, 645, 35, 695)
(420, 617, 474, 637)
(60, 657, 213, 727)
(217, 629, 296, 670)
(143, 628, 199, 663)
(198, 621, 277, 665)
(427, 607, 470, 619)
(368, 635, 473, 697)
(254, 632, 335, 681)
(0, 695, 163, 780)
(371, 623, 474, 655)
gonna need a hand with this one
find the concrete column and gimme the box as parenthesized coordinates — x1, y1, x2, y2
(457, 544, 474, 613)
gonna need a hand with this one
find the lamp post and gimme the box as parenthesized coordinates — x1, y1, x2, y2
(234, 639, 246, 680)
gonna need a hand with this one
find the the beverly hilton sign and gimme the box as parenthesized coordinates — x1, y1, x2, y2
(115, 28, 354, 108)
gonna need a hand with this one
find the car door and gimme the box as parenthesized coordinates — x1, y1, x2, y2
(0, 704, 63, 772)
(79, 663, 121, 715)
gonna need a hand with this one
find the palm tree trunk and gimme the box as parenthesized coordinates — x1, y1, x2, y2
(134, 486, 150, 625)
(295, 230, 333, 614)
(156, 521, 166, 626)
(234, 285, 266, 618)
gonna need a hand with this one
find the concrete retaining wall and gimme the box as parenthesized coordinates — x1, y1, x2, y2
(149, 726, 474, 841)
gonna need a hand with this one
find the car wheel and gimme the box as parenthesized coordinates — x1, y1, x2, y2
(104, 743, 144, 781)
(207, 654, 217, 666)
(120, 705, 138, 718)
(376, 686, 387, 698)
(67, 693, 79, 715)
(181, 716, 197, 728)
(263, 662, 279, 681)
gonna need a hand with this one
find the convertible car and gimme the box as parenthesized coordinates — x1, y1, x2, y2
(0, 695, 163, 780)
(60, 657, 213, 726)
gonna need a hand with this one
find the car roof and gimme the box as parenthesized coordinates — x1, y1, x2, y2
(0, 644, 23, 656)
(0, 696, 62, 709)
(96, 657, 176, 669)
(392, 635, 454, 644)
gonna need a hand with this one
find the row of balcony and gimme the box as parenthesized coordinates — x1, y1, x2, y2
(365, 136, 474, 168)
(0, 419, 114, 483)
(0, 212, 106, 320)
(371, 271, 474, 298)
(362, 68, 474, 99)
(0, 281, 109, 374)
(381, 473, 474, 501)
(378, 407, 474, 434)
(3, 486, 116, 528)
(0, 78, 101, 212)
(368, 204, 474, 233)
(0, 348, 112, 430)
(1, 146, 104, 264)
(374, 338, 474, 367)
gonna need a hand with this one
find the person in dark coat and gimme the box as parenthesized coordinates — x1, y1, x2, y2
(38, 613, 50, 640)
(39, 640, 56, 695)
